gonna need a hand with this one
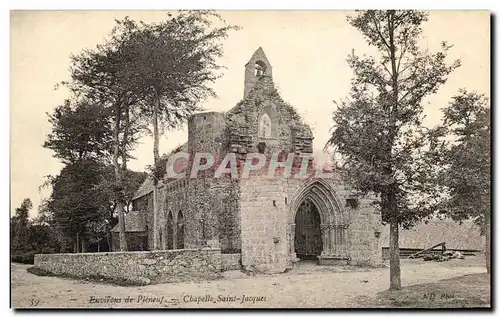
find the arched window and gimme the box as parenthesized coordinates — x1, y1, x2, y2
(258, 113, 272, 138)
(255, 60, 267, 76)
(167, 211, 174, 250)
(177, 211, 185, 249)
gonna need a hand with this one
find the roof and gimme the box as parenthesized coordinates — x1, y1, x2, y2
(244, 47, 272, 68)
(380, 218, 484, 251)
(132, 176, 155, 200)
(111, 211, 146, 232)
(131, 142, 188, 200)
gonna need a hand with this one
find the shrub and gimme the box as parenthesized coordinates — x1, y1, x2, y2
(11, 251, 35, 264)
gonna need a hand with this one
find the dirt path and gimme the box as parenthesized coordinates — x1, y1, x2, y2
(11, 258, 486, 308)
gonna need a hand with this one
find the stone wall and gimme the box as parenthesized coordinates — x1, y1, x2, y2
(111, 232, 148, 252)
(210, 179, 242, 252)
(347, 197, 382, 265)
(227, 76, 313, 159)
(34, 248, 223, 285)
(131, 192, 154, 250)
(221, 253, 241, 270)
(240, 178, 289, 273)
(162, 179, 190, 249)
(125, 48, 383, 270)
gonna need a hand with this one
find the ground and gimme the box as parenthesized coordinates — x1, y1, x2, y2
(370, 273, 490, 308)
(11, 256, 489, 308)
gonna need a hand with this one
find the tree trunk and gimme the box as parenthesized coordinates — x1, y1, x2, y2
(386, 12, 401, 291)
(153, 187, 159, 250)
(81, 237, 86, 253)
(122, 104, 130, 172)
(121, 104, 130, 219)
(107, 233, 111, 252)
(389, 217, 401, 290)
(76, 233, 80, 253)
(485, 208, 490, 274)
(114, 102, 127, 251)
(152, 89, 161, 250)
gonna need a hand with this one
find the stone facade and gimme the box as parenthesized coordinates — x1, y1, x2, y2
(111, 232, 148, 252)
(111, 210, 148, 251)
(125, 48, 383, 272)
(34, 249, 223, 284)
(221, 253, 241, 270)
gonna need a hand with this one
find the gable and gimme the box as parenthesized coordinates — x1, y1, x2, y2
(229, 76, 311, 135)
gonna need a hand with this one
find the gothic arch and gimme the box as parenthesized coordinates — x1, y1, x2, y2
(288, 178, 350, 260)
(166, 211, 174, 250)
(288, 178, 347, 225)
(177, 211, 185, 249)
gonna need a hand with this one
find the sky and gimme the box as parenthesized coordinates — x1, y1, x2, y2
(10, 10, 490, 218)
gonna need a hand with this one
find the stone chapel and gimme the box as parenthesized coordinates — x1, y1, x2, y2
(112, 47, 383, 273)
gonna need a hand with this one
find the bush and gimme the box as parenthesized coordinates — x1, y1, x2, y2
(26, 266, 52, 276)
(11, 251, 35, 264)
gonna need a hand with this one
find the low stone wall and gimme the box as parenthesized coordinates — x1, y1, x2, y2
(221, 253, 241, 270)
(34, 248, 222, 285)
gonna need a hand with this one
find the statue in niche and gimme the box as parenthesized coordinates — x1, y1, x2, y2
(259, 113, 272, 138)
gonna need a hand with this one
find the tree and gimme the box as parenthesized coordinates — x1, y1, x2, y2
(44, 99, 117, 252)
(114, 11, 239, 249)
(46, 160, 110, 252)
(433, 90, 490, 273)
(34, 199, 71, 252)
(96, 166, 148, 217)
(44, 100, 114, 164)
(11, 198, 71, 263)
(11, 198, 33, 253)
(326, 10, 460, 290)
(64, 20, 148, 251)
(61, 11, 237, 251)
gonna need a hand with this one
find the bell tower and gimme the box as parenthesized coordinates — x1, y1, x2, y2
(243, 47, 273, 99)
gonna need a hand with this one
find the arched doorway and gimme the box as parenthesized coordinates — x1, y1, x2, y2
(294, 199, 323, 259)
(288, 179, 350, 264)
(177, 211, 185, 249)
(166, 211, 174, 250)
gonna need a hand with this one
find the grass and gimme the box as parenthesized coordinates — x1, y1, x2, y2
(371, 273, 491, 308)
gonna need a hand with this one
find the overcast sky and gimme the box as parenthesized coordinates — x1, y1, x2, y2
(10, 10, 490, 217)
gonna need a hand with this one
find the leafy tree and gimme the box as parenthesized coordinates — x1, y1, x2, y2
(42, 159, 147, 253)
(96, 166, 148, 217)
(433, 90, 490, 273)
(44, 100, 114, 164)
(64, 20, 148, 251)
(10, 199, 70, 264)
(43, 97, 117, 252)
(11, 198, 33, 253)
(34, 200, 72, 252)
(59, 11, 237, 251)
(26, 224, 66, 254)
(112, 11, 239, 248)
(46, 160, 110, 252)
(326, 10, 460, 290)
